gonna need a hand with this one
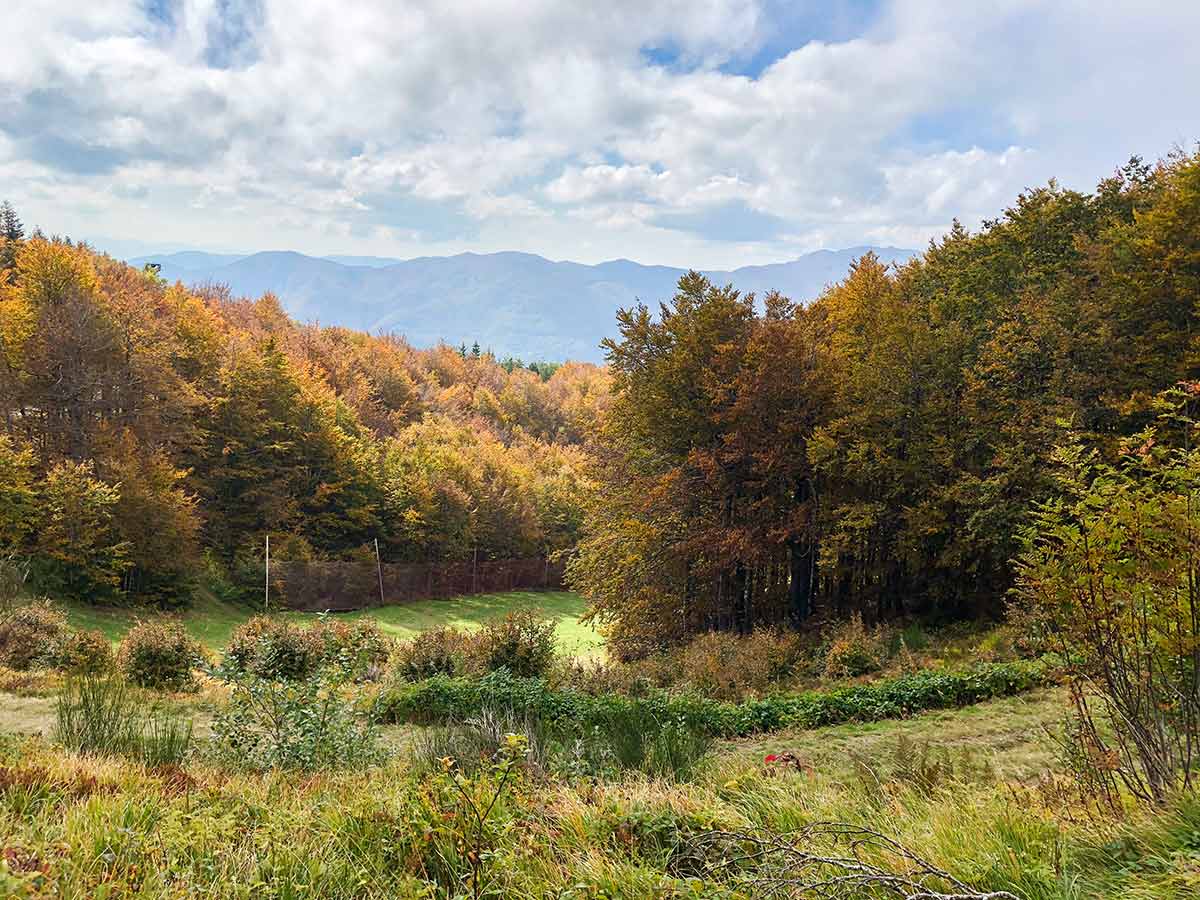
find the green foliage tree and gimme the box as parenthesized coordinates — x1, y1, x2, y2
(0, 200, 23, 270)
(0, 434, 35, 550)
(31, 460, 130, 602)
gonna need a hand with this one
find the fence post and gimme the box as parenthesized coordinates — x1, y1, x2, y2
(264, 534, 270, 611)
(374, 538, 385, 607)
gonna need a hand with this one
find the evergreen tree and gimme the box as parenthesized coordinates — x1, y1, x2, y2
(0, 201, 23, 243)
(0, 200, 23, 270)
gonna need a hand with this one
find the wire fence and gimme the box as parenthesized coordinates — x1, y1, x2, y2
(266, 556, 566, 612)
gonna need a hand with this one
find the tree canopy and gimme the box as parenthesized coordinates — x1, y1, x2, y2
(569, 150, 1200, 657)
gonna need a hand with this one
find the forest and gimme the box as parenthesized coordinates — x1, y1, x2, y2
(3, 149, 1200, 643)
(571, 150, 1200, 656)
(0, 213, 608, 606)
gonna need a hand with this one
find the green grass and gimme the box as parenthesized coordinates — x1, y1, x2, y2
(63, 590, 603, 658)
(2, 688, 1197, 899)
(727, 686, 1066, 781)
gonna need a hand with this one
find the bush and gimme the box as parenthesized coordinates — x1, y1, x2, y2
(1014, 409, 1200, 804)
(0, 599, 69, 670)
(473, 609, 556, 677)
(51, 629, 113, 674)
(823, 613, 886, 679)
(210, 672, 384, 771)
(309, 616, 393, 679)
(391, 626, 473, 681)
(224, 615, 393, 682)
(676, 629, 807, 700)
(375, 659, 1050, 740)
(225, 616, 320, 680)
(116, 620, 204, 691)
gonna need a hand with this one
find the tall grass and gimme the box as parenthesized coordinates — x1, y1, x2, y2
(55, 676, 140, 755)
(409, 702, 713, 781)
(54, 675, 192, 765)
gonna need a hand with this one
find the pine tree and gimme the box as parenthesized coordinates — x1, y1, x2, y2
(0, 200, 24, 270)
(0, 201, 23, 243)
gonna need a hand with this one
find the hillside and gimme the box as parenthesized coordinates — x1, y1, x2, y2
(128, 247, 916, 362)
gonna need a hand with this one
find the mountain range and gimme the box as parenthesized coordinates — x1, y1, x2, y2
(128, 246, 916, 362)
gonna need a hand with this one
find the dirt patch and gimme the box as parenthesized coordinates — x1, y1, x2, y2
(0, 693, 56, 738)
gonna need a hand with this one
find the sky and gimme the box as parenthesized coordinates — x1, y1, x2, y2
(1, 0, 1198, 268)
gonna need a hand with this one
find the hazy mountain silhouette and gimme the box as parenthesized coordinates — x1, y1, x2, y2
(130, 246, 915, 362)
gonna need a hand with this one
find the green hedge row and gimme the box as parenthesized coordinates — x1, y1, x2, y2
(372, 659, 1051, 738)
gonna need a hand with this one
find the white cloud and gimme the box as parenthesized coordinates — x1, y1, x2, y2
(0, 0, 1197, 267)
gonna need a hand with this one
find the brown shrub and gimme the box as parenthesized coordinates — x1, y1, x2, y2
(117, 620, 204, 691)
(308, 616, 393, 679)
(52, 629, 113, 674)
(677, 628, 808, 700)
(389, 626, 473, 681)
(224, 616, 320, 680)
(0, 599, 69, 670)
(822, 613, 886, 680)
(472, 609, 557, 677)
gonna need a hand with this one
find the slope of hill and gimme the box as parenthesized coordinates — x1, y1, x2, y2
(129, 246, 915, 361)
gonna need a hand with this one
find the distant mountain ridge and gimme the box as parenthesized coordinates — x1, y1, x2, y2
(129, 246, 916, 362)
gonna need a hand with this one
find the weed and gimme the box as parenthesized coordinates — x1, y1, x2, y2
(54, 676, 140, 756)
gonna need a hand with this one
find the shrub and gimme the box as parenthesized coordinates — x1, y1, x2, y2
(375, 659, 1049, 740)
(210, 671, 384, 771)
(116, 620, 204, 691)
(51, 629, 113, 674)
(473, 609, 556, 677)
(224, 616, 319, 680)
(309, 616, 393, 679)
(0, 599, 69, 670)
(555, 656, 672, 698)
(224, 616, 393, 681)
(676, 629, 807, 700)
(391, 626, 473, 681)
(1014, 414, 1200, 804)
(823, 613, 886, 679)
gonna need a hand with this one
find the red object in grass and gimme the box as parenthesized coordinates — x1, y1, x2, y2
(764, 754, 779, 763)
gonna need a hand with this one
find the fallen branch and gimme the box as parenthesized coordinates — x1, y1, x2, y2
(680, 822, 1021, 900)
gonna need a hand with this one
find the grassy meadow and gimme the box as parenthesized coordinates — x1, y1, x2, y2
(4, 592, 1200, 898)
(63, 590, 604, 659)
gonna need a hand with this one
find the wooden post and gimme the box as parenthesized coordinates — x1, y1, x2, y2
(374, 538, 385, 607)
(264, 534, 270, 611)
(472, 547, 478, 594)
